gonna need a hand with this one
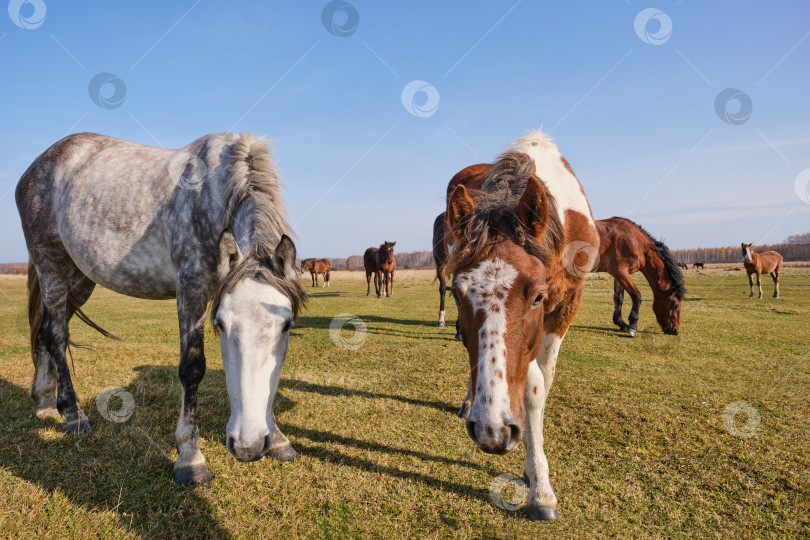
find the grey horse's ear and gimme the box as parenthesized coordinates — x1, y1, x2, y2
(218, 230, 243, 281)
(274, 235, 297, 280)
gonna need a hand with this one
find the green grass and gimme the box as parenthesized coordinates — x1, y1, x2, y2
(0, 268, 808, 538)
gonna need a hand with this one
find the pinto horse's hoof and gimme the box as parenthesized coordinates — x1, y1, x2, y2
(267, 444, 298, 463)
(527, 505, 558, 521)
(63, 412, 92, 435)
(174, 464, 214, 486)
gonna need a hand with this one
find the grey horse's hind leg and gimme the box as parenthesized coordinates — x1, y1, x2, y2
(32, 276, 96, 420)
(173, 277, 213, 486)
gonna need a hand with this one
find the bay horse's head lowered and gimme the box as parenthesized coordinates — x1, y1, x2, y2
(447, 177, 555, 455)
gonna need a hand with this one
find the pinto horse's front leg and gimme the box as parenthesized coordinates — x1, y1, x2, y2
(173, 283, 213, 486)
(523, 331, 563, 520)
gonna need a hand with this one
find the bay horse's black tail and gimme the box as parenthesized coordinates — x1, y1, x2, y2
(27, 261, 120, 363)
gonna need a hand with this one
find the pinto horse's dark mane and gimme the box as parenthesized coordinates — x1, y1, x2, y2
(448, 151, 564, 274)
(613, 217, 687, 300)
(211, 134, 307, 323)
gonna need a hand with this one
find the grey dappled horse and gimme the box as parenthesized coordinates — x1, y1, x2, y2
(16, 132, 307, 485)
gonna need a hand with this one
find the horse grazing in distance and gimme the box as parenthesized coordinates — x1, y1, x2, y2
(742, 242, 782, 298)
(363, 241, 396, 297)
(595, 218, 686, 337)
(693, 262, 704, 269)
(300, 258, 331, 287)
(445, 130, 599, 520)
(678, 262, 688, 270)
(16, 132, 307, 485)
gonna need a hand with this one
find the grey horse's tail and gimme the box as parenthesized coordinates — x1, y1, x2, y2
(27, 262, 119, 362)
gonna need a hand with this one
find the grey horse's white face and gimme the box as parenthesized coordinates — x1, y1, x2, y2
(215, 278, 293, 462)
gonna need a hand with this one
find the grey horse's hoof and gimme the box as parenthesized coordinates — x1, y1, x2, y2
(63, 412, 92, 435)
(268, 444, 298, 462)
(175, 465, 214, 486)
(457, 401, 471, 419)
(527, 505, 558, 521)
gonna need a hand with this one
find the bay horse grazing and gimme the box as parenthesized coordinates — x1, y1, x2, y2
(16, 132, 307, 485)
(363, 241, 396, 297)
(678, 262, 688, 270)
(300, 258, 331, 287)
(742, 243, 782, 298)
(446, 131, 599, 520)
(595, 217, 686, 336)
(693, 262, 704, 269)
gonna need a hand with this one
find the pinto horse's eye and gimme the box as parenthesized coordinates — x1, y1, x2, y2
(532, 292, 545, 307)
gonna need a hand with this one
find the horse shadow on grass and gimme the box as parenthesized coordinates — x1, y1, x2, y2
(1, 368, 520, 528)
(296, 314, 452, 341)
(0, 373, 231, 538)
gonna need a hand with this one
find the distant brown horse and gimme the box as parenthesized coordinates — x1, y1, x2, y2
(300, 258, 331, 287)
(596, 218, 686, 337)
(363, 241, 396, 297)
(742, 243, 782, 298)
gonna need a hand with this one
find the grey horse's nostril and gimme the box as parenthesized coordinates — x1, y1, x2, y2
(228, 433, 271, 462)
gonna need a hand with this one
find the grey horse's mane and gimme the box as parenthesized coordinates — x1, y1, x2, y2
(211, 134, 307, 323)
(448, 151, 564, 274)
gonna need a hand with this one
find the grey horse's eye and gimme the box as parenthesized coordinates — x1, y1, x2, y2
(282, 320, 293, 333)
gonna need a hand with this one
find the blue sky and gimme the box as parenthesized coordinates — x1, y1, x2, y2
(1, 1, 809, 262)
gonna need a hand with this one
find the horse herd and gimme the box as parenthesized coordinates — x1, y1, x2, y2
(12, 130, 784, 521)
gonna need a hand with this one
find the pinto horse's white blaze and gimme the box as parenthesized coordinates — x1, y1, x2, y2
(455, 258, 519, 450)
(216, 278, 293, 462)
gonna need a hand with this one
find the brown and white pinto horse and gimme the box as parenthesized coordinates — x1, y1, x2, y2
(596, 217, 686, 336)
(363, 241, 396, 297)
(445, 131, 598, 521)
(742, 243, 782, 298)
(300, 258, 331, 287)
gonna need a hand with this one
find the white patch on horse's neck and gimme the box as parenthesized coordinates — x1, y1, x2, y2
(744, 247, 751, 263)
(455, 258, 518, 421)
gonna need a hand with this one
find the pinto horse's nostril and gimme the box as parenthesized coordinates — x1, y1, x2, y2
(508, 423, 522, 447)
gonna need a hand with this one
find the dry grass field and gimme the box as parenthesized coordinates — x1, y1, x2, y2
(0, 265, 808, 538)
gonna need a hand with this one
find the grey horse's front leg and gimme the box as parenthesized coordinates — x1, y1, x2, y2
(173, 282, 213, 486)
(266, 412, 297, 462)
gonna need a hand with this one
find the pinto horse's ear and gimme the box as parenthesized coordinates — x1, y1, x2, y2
(447, 185, 475, 240)
(518, 176, 549, 239)
(274, 235, 298, 280)
(218, 230, 243, 281)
